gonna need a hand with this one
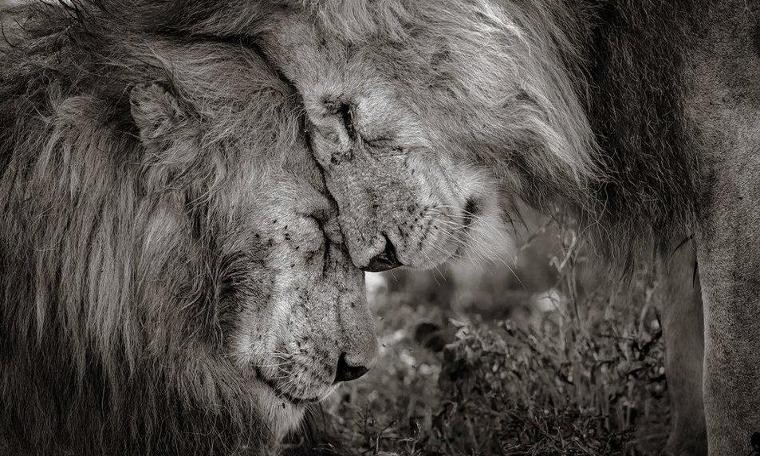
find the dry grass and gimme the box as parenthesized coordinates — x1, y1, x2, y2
(288, 228, 670, 456)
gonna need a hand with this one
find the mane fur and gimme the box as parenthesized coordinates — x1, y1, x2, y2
(570, 0, 704, 267)
(0, 2, 306, 454)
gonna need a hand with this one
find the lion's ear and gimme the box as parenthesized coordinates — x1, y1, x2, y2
(130, 83, 203, 190)
(130, 83, 187, 144)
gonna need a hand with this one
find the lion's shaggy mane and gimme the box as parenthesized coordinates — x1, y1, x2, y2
(571, 0, 703, 263)
(0, 2, 308, 454)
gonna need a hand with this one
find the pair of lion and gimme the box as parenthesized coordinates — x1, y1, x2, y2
(1, 0, 756, 455)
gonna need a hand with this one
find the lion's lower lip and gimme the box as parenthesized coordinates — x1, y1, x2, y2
(255, 368, 319, 405)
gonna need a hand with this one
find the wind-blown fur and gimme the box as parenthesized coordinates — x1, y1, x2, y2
(0, 2, 378, 454)
(575, 1, 701, 263)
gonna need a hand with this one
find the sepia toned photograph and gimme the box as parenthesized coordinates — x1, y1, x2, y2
(0, 1, 757, 455)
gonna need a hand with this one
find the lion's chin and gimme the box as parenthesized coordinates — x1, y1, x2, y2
(254, 383, 308, 442)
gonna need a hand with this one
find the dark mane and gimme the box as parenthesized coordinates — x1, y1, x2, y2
(0, 2, 303, 454)
(573, 0, 704, 266)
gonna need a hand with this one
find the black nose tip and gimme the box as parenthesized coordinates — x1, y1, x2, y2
(361, 235, 402, 272)
(334, 353, 370, 383)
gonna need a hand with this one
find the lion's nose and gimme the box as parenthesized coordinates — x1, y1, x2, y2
(360, 234, 402, 272)
(333, 352, 370, 383)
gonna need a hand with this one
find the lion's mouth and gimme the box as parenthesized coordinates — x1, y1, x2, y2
(255, 368, 320, 405)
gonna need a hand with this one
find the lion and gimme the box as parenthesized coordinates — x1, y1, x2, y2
(0, 3, 377, 455)
(209, 1, 749, 455)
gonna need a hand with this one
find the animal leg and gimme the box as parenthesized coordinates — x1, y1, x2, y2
(696, 170, 760, 456)
(658, 241, 707, 456)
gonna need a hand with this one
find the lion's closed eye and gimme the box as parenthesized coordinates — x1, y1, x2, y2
(364, 135, 404, 152)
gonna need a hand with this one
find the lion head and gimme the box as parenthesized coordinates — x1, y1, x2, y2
(0, 14, 376, 454)
(128, 78, 378, 431)
(246, 0, 599, 271)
